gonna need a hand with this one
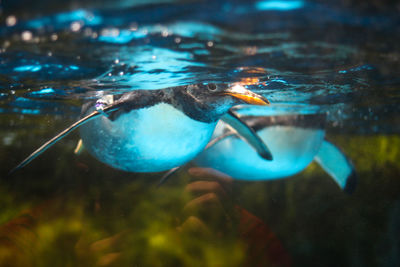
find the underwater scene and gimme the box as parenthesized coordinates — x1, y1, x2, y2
(0, 0, 399, 266)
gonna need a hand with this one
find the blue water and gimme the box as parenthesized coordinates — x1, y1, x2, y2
(0, 0, 399, 266)
(1, 0, 399, 132)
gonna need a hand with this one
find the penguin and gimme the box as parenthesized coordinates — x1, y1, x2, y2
(11, 83, 272, 173)
(194, 105, 357, 193)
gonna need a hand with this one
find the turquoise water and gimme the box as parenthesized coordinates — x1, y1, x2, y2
(0, 0, 399, 266)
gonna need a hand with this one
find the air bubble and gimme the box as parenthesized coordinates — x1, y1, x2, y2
(130, 23, 138, 31)
(6, 16, 17, 27)
(21, 31, 33, 41)
(162, 30, 169, 37)
(50, 33, 58, 41)
(71, 21, 82, 32)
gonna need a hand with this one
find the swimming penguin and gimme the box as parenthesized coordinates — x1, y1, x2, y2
(194, 105, 357, 193)
(11, 83, 272, 173)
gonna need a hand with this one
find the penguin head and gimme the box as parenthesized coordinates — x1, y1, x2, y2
(181, 83, 270, 122)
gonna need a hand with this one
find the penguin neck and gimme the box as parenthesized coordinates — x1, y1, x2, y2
(118, 89, 167, 110)
(169, 87, 232, 123)
(105, 89, 167, 120)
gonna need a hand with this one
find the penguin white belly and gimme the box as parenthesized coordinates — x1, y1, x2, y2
(80, 103, 216, 172)
(195, 121, 325, 180)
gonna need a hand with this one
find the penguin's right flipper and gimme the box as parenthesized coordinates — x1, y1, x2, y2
(221, 110, 273, 161)
(314, 140, 357, 194)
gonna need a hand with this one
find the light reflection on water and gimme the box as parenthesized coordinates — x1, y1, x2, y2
(0, 0, 399, 266)
(255, 0, 305, 11)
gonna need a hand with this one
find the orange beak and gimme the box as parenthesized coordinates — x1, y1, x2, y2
(223, 84, 270, 105)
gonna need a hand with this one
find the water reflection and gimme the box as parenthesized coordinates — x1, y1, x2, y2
(255, 0, 305, 11)
(100, 46, 206, 89)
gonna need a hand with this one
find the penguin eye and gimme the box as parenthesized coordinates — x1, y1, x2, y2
(207, 83, 217, 91)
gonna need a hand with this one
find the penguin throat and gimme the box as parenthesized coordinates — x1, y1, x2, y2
(170, 89, 232, 123)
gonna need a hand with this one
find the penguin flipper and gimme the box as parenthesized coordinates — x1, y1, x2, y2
(221, 110, 273, 161)
(314, 140, 357, 194)
(10, 109, 104, 174)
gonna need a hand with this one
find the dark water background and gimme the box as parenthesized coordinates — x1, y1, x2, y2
(0, 0, 399, 266)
